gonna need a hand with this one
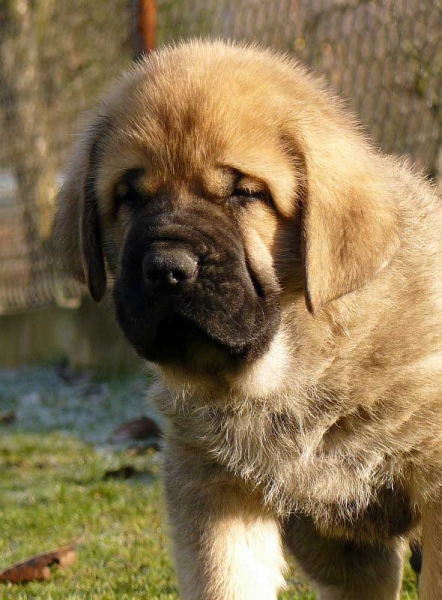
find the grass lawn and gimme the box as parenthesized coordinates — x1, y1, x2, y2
(0, 366, 419, 599)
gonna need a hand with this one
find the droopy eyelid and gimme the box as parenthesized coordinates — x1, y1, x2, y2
(224, 166, 272, 202)
(232, 187, 269, 201)
(113, 168, 146, 214)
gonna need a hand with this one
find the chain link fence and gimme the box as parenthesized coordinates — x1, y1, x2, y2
(0, 0, 441, 314)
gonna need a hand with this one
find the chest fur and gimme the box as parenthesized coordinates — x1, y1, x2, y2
(165, 399, 400, 520)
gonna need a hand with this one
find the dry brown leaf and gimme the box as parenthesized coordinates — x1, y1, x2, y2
(109, 416, 162, 444)
(0, 411, 16, 425)
(103, 465, 139, 480)
(0, 544, 77, 584)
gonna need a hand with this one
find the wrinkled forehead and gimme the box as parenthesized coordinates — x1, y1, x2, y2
(95, 61, 297, 206)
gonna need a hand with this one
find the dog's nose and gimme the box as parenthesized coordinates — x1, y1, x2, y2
(142, 248, 198, 289)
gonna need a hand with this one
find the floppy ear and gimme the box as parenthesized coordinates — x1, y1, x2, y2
(52, 116, 110, 302)
(299, 132, 401, 314)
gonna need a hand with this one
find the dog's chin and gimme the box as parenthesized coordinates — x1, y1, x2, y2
(115, 304, 278, 375)
(138, 313, 242, 367)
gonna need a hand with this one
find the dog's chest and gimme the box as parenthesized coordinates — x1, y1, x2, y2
(172, 403, 417, 542)
(169, 401, 394, 520)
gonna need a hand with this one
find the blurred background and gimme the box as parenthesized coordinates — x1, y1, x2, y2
(0, 0, 441, 372)
(0, 2, 440, 598)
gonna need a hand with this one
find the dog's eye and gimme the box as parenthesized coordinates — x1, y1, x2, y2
(114, 168, 145, 215)
(115, 189, 141, 213)
(231, 188, 270, 204)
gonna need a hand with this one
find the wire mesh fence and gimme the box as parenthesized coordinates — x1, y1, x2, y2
(0, 0, 133, 313)
(158, 0, 442, 175)
(0, 0, 441, 314)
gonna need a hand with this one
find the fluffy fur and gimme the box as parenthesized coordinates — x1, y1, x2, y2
(53, 40, 442, 599)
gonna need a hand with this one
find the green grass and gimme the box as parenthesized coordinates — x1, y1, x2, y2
(0, 367, 419, 599)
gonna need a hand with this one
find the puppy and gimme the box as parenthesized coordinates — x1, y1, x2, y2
(53, 40, 442, 599)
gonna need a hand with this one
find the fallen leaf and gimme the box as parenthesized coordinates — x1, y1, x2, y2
(108, 416, 162, 444)
(0, 545, 77, 584)
(0, 411, 16, 425)
(103, 465, 138, 480)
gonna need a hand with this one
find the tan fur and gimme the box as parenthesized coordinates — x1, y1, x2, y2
(53, 40, 442, 599)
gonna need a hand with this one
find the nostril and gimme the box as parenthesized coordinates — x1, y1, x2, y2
(143, 266, 161, 283)
(142, 248, 198, 289)
(168, 269, 185, 285)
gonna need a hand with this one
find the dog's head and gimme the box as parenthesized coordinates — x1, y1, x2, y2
(53, 41, 400, 377)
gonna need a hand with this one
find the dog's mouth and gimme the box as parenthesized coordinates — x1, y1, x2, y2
(114, 268, 281, 368)
(150, 313, 250, 364)
(114, 297, 274, 367)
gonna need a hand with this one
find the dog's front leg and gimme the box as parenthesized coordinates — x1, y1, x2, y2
(420, 500, 442, 599)
(164, 441, 287, 600)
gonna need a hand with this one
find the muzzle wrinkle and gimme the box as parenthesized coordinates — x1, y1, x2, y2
(113, 203, 281, 365)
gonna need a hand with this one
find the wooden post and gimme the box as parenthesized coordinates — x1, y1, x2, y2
(134, 0, 157, 57)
